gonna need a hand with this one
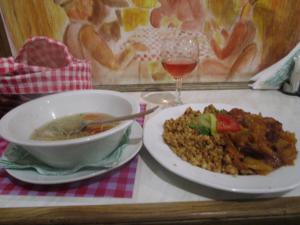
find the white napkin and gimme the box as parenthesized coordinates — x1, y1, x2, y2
(282, 55, 300, 95)
(249, 42, 300, 91)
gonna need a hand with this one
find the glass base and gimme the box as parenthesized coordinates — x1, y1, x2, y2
(141, 92, 176, 106)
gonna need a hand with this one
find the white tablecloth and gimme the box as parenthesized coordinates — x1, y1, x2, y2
(1, 89, 300, 207)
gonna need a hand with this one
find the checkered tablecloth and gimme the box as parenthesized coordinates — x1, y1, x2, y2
(0, 104, 146, 198)
(122, 28, 215, 62)
(0, 36, 92, 95)
(0, 156, 138, 198)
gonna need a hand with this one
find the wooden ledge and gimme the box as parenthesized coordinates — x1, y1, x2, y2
(1, 196, 300, 225)
(94, 81, 252, 92)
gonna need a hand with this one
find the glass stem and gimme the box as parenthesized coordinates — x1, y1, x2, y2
(175, 77, 183, 104)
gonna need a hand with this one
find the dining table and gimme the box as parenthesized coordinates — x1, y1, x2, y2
(0, 88, 300, 225)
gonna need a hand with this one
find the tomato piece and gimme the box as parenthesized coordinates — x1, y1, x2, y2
(216, 114, 241, 133)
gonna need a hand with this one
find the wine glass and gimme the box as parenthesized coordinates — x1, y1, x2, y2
(161, 34, 199, 105)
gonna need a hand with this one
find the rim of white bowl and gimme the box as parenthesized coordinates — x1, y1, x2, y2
(0, 90, 139, 147)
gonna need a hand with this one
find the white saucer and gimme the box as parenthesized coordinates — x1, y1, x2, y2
(4, 121, 143, 185)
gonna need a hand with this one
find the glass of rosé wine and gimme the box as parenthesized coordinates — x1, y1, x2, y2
(161, 34, 199, 105)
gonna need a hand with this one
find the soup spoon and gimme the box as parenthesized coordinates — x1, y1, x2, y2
(69, 105, 159, 135)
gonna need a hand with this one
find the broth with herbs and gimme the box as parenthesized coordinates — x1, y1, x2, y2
(30, 113, 118, 141)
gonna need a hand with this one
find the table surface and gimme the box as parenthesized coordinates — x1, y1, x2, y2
(1, 89, 300, 225)
(0, 89, 299, 207)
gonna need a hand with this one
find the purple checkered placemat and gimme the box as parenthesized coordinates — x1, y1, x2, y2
(0, 103, 146, 198)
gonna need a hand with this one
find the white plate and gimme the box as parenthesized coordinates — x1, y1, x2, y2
(5, 121, 143, 185)
(143, 103, 300, 194)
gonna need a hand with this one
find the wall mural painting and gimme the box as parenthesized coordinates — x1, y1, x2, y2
(1, 0, 300, 86)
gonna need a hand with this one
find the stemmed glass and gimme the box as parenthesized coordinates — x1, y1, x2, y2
(161, 34, 199, 105)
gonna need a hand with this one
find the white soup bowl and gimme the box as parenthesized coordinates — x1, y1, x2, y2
(0, 90, 139, 169)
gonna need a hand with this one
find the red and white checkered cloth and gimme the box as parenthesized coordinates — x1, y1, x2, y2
(0, 36, 92, 94)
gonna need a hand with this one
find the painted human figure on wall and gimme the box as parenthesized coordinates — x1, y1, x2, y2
(150, 0, 205, 32)
(54, 0, 140, 83)
(148, 0, 260, 82)
(200, 0, 260, 81)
